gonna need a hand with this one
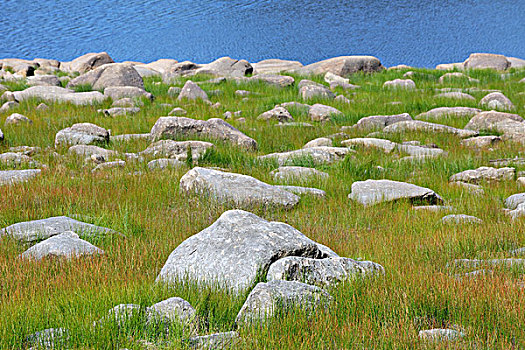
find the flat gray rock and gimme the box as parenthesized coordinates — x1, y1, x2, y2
(342, 138, 397, 153)
(168, 107, 187, 116)
(68, 145, 117, 159)
(0, 152, 37, 168)
(0, 216, 117, 243)
(434, 91, 475, 101)
(235, 280, 332, 325)
(148, 158, 185, 170)
(440, 214, 482, 224)
(140, 140, 214, 163)
(267, 257, 384, 287)
(449, 166, 515, 184)
(259, 146, 352, 166)
(250, 74, 295, 88)
(348, 179, 444, 206)
(415, 107, 481, 121)
(450, 258, 525, 269)
(20, 231, 104, 260)
(274, 185, 326, 198)
(419, 329, 465, 342)
(179, 167, 300, 209)
(67, 63, 144, 90)
(185, 331, 239, 350)
(12, 86, 105, 105)
(92, 160, 125, 173)
(449, 181, 484, 195)
(98, 107, 140, 117)
(397, 144, 444, 157)
(62, 52, 114, 73)
(296, 56, 383, 76)
(383, 78, 415, 89)
(26, 74, 61, 87)
(464, 111, 523, 131)
(111, 133, 151, 142)
(351, 113, 412, 131)
(460, 136, 502, 149)
(303, 137, 332, 148)
(156, 210, 331, 291)
(103, 86, 153, 100)
(0, 169, 41, 186)
(55, 123, 110, 147)
(252, 58, 302, 74)
(150, 116, 257, 150)
(383, 120, 477, 138)
(270, 166, 328, 182)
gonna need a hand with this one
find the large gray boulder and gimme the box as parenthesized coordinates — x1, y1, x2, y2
(103, 86, 153, 101)
(415, 107, 481, 121)
(150, 116, 257, 150)
(464, 53, 511, 71)
(195, 57, 253, 77)
(252, 59, 303, 74)
(0, 169, 41, 186)
(464, 110, 523, 131)
(20, 231, 104, 260)
(62, 52, 114, 73)
(267, 257, 384, 287)
(0, 216, 117, 243)
(351, 113, 412, 131)
(55, 123, 110, 147)
(26, 74, 61, 87)
(382, 120, 478, 138)
(259, 147, 352, 166)
(177, 80, 209, 101)
(348, 179, 444, 206)
(296, 56, 383, 76)
(139, 140, 214, 162)
(12, 86, 105, 105)
(308, 103, 342, 122)
(179, 167, 300, 209)
(156, 210, 331, 291)
(67, 63, 144, 90)
(449, 166, 515, 184)
(235, 280, 332, 325)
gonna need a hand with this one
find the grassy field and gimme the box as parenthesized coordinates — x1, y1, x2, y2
(1, 66, 525, 349)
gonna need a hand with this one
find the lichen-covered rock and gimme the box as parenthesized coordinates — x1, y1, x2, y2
(257, 106, 294, 122)
(0, 169, 41, 186)
(480, 92, 514, 110)
(267, 257, 384, 287)
(348, 179, 443, 206)
(449, 166, 514, 184)
(67, 63, 144, 90)
(259, 147, 352, 166)
(308, 103, 342, 122)
(383, 120, 477, 138)
(150, 116, 257, 150)
(270, 166, 328, 182)
(55, 123, 110, 147)
(20, 231, 104, 260)
(235, 280, 332, 325)
(179, 167, 300, 209)
(157, 210, 331, 291)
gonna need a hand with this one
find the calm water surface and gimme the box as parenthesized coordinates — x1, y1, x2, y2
(1, 0, 523, 67)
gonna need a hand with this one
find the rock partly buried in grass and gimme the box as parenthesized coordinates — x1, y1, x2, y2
(342, 138, 397, 153)
(274, 185, 326, 198)
(267, 257, 384, 288)
(179, 167, 300, 209)
(5, 113, 32, 125)
(177, 80, 209, 101)
(382, 120, 478, 138)
(98, 107, 141, 117)
(438, 72, 479, 84)
(103, 86, 153, 100)
(92, 160, 125, 173)
(252, 58, 303, 74)
(415, 107, 481, 121)
(270, 166, 329, 182)
(382, 78, 416, 90)
(348, 179, 444, 206)
(480, 92, 514, 111)
(460, 136, 502, 149)
(148, 158, 185, 170)
(185, 331, 239, 350)
(440, 214, 482, 225)
(419, 329, 465, 342)
(97, 304, 142, 327)
(0, 128, 4, 141)
(27, 327, 69, 349)
(257, 106, 294, 123)
(20, 231, 104, 260)
(195, 56, 253, 77)
(157, 210, 332, 291)
(434, 91, 475, 101)
(303, 137, 332, 149)
(308, 103, 342, 122)
(55, 123, 110, 147)
(62, 52, 114, 74)
(0, 216, 117, 243)
(250, 74, 295, 88)
(168, 107, 187, 116)
(464, 53, 510, 71)
(397, 144, 444, 157)
(235, 280, 332, 325)
(505, 193, 525, 210)
(0, 101, 19, 114)
(464, 111, 523, 132)
(450, 258, 525, 269)
(347, 113, 412, 132)
(450, 181, 484, 195)
(111, 133, 151, 142)
(0, 152, 38, 168)
(296, 56, 383, 76)
(508, 203, 525, 219)
(12, 86, 105, 105)
(67, 63, 144, 90)
(0, 169, 41, 186)
(146, 297, 198, 334)
(150, 116, 257, 150)
(298, 81, 335, 100)
(139, 140, 214, 163)
(449, 166, 514, 184)
(259, 147, 352, 166)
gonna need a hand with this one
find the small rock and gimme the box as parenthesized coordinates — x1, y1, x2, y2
(434, 92, 476, 101)
(259, 147, 352, 166)
(20, 231, 104, 260)
(438, 72, 478, 84)
(348, 113, 412, 132)
(341, 138, 397, 153)
(270, 166, 329, 182)
(167, 86, 182, 96)
(308, 103, 342, 122)
(257, 106, 294, 123)
(168, 107, 187, 116)
(274, 185, 326, 198)
(382, 78, 416, 89)
(450, 181, 484, 195)
(440, 214, 482, 224)
(92, 160, 125, 173)
(55, 123, 110, 148)
(0, 101, 19, 114)
(35, 102, 49, 111)
(303, 137, 332, 148)
(147, 158, 185, 170)
(460, 136, 501, 149)
(480, 92, 514, 110)
(419, 329, 465, 342)
(185, 331, 239, 350)
(449, 166, 514, 184)
(98, 107, 140, 117)
(0, 169, 41, 186)
(146, 297, 197, 333)
(4, 113, 32, 125)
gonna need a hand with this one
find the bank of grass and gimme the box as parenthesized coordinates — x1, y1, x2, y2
(0, 67, 525, 348)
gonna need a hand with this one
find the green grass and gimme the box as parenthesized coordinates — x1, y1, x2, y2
(1, 67, 525, 349)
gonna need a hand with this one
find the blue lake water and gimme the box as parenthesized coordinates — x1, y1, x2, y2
(1, 0, 523, 68)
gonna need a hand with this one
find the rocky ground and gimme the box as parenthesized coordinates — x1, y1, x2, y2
(0, 52, 524, 349)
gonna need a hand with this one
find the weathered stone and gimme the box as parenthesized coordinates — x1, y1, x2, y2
(140, 140, 213, 162)
(342, 138, 397, 153)
(480, 92, 514, 110)
(259, 147, 352, 166)
(8, 146, 41, 156)
(98, 107, 140, 117)
(451, 258, 525, 268)
(0, 216, 116, 243)
(55, 123, 110, 147)
(179, 167, 299, 209)
(438, 72, 479, 84)
(308, 103, 342, 122)
(195, 57, 252, 77)
(98, 304, 142, 327)
(434, 92, 476, 101)
(419, 329, 465, 342)
(146, 297, 197, 331)
(12, 86, 105, 105)
(20, 231, 104, 260)
(250, 74, 295, 87)
(449, 181, 484, 195)
(504, 193, 525, 210)
(0, 101, 19, 114)
(0, 152, 37, 168)
(348, 179, 443, 206)
(303, 137, 332, 148)
(440, 214, 482, 224)
(68, 145, 117, 159)
(103, 86, 153, 101)
(252, 59, 303, 74)
(450, 166, 514, 184)
(63, 52, 114, 73)
(157, 210, 332, 291)
(142, 59, 180, 74)
(68, 63, 144, 90)
(296, 56, 383, 76)
(26, 74, 61, 87)
(383, 79, 416, 90)
(111, 98, 135, 108)
(460, 136, 502, 149)
(257, 106, 294, 123)
(35, 102, 49, 111)
(111, 133, 151, 142)
(235, 280, 332, 325)
(0, 169, 41, 186)
(147, 158, 185, 170)
(383, 120, 477, 138)
(267, 256, 384, 287)
(415, 107, 481, 121)
(5, 113, 32, 125)
(92, 160, 125, 173)
(185, 331, 239, 350)
(277, 101, 311, 111)
(435, 62, 465, 70)
(27, 328, 68, 349)
(177, 80, 209, 101)
(334, 95, 352, 103)
(274, 185, 326, 198)
(464, 110, 523, 132)
(349, 113, 412, 131)
(270, 166, 328, 182)
(150, 117, 257, 150)
(397, 144, 444, 157)
(464, 53, 510, 70)
(299, 82, 335, 100)
(167, 86, 182, 96)
(412, 205, 453, 212)
(168, 107, 187, 116)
